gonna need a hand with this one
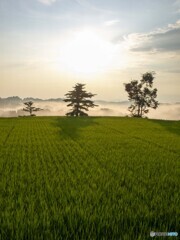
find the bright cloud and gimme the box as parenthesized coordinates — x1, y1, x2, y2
(105, 20, 120, 26)
(38, 0, 57, 5)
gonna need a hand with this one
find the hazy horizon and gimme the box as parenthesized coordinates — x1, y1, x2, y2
(1, 95, 180, 104)
(0, 98, 180, 120)
(1, 0, 180, 103)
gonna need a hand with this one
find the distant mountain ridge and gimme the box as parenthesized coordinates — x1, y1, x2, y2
(0, 96, 63, 107)
(0, 96, 179, 108)
(0, 96, 130, 107)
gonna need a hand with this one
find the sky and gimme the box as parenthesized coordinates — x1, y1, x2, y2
(0, 0, 180, 102)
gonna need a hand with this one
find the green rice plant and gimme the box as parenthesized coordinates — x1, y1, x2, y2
(0, 117, 179, 239)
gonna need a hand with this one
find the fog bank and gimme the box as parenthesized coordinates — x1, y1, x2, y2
(0, 101, 179, 120)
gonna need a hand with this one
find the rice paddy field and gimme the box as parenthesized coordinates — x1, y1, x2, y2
(0, 117, 179, 239)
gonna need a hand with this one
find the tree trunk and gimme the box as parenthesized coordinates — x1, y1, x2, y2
(77, 101, 80, 117)
(76, 103, 79, 117)
(137, 104, 140, 117)
(140, 105, 142, 117)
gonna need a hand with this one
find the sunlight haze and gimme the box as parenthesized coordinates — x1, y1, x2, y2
(0, 0, 180, 102)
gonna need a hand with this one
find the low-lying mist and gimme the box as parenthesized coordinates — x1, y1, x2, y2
(0, 100, 179, 120)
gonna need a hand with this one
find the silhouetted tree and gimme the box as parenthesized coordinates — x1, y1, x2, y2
(124, 72, 159, 117)
(64, 83, 98, 116)
(23, 101, 43, 116)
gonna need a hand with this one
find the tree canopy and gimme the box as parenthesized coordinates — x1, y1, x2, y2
(124, 72, 159, 117)
(64, 83, 98, 116)
(23, 101, 43, 116)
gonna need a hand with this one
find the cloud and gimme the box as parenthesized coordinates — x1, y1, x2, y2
(75, 0, 113, 14)
(174, 0, 180, 13)
(125, 20, 180, 53)
(38, 0, 57, 5)
(105, 20, 120, 26)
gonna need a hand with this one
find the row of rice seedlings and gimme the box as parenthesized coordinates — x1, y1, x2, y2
(0, 117, 179, 239)
(71, 117, 179, 236)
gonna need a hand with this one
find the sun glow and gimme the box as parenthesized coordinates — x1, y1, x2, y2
(58, 31, 117, 74)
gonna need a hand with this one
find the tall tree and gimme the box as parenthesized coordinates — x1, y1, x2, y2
(124, 72, 159, 117)
(64, 83, 98, 116)
(23, 101, 43, 116)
